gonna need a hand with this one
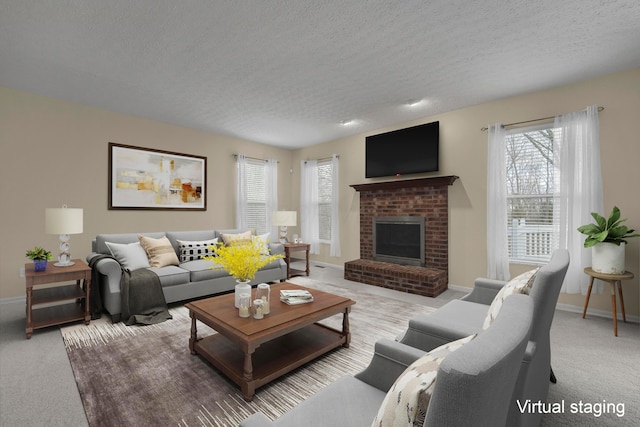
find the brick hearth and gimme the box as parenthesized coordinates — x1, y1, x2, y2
(345, 176, 458, 297)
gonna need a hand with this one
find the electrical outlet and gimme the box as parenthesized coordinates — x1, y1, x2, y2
(19, 267, 25, 278)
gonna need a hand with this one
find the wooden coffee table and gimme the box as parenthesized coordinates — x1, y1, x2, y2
(185, 282, 355, 401)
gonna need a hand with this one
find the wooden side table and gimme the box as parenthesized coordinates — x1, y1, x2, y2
(24, 259, 91, 339)
(582, 267, 634, 336)
(283, 243, 310, 279)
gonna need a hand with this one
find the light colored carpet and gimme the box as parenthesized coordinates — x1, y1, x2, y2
(60, 277, 433, 426)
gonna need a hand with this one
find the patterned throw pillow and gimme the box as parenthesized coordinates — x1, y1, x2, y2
(220, 230, 253, 247)
(252, 232, 271, 255)
(105, 241, 150, 270)
(138, 235, 180, 268)
(482, 268, 538, 330)
(372, 334, 476, 427)
(177, 238, 218, 262)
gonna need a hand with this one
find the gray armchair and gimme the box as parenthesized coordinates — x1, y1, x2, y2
(240, 294, 534, 427)
(398, 249, 570, 427)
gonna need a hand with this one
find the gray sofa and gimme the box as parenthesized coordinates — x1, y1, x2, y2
(87, 229, 287, 322)
(397, 249, 570, 427)
(240, 294, 534, 427)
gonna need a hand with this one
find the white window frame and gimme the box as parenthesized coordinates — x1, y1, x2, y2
(505, 123, 560, 264)
(245, 159, 268, 235)
(317, 159, 333, 243)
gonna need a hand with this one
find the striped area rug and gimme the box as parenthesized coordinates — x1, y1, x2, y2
(61, 278, 433, 427)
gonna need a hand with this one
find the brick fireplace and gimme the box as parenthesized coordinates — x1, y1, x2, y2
(344, 175, 458, 297)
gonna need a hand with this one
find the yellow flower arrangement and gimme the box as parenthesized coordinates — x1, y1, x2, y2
(205, 237, 283, 282)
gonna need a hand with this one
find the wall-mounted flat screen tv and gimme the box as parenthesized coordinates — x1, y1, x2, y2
(365, 121, 439, 178)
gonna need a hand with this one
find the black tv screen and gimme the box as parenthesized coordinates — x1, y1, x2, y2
(365, 121, 439, 178)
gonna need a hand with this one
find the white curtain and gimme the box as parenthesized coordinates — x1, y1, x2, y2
(236, 154, 248, 230)
(555, 105, 603, 293)
(486, 123, 511, 281)
(265, 159, 279, 239)
(300, 160, 320, 254)
(329, 154, 341, 257)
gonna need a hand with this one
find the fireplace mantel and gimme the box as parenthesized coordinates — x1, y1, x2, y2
(350, 175, 458, 192)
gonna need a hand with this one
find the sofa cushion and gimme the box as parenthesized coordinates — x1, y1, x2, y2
(148, 265, 191, 288)
(482, 268, 538, 330)
(176, 238, 218, 262)
(105, 241, 150, 270)
(220, 230, 253, 246)
(372, 334, 476, 427)
(271, 376, 387, 427)
(180, 259, 232, 282)
(139, 235, 180, 268)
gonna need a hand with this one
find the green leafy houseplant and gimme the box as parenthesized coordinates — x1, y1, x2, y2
(577, 206, 639, 247)
(25, 246, 53, 261)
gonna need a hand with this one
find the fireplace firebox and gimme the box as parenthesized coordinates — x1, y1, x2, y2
(373, 216, 425, 266)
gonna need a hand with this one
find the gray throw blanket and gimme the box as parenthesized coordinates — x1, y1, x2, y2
(121, 268, 172, 326)
(88, 254, 172, 325)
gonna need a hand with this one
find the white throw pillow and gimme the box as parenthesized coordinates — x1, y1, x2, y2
(482, 268, 538, 330)
(105, 241, 150, 271)
(252, 232, 271, 255)
(372, 334, 476, 427)
(177, 238, 218, 262)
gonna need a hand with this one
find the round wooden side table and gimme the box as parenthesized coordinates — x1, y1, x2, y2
(582, 267, 634, 336)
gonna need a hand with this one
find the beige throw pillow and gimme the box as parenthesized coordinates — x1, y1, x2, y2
(482, 268, 538, 330)
(372, 334, 476, 427)
(220, 230, 253, 247)
(138, 235, 180, 268)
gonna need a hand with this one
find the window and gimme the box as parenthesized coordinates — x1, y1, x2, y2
(506, 124, 560, 263)
(245, 160, 267, 234)
(317, 160, 333, 242)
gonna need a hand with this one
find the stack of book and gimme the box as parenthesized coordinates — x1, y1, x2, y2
(280, 289, 314, 305)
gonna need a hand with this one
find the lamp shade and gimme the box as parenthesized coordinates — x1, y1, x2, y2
(46, 207, 83, 235)
(272, 211, 297, 226)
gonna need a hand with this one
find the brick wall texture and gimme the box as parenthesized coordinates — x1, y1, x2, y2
(344, 180, 451, 297)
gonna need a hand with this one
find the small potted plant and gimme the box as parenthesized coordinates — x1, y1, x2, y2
(577, 206, 639, 274)
(26, 246, 53, 272)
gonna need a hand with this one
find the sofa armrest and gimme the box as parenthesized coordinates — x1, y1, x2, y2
(239, 412, 274, 427)
(397, 313, 473, 352)
(86, 253, 122, 294)
(461, 278, 507, 305)
(268, 242, 284, 256)
(355, 338, 425, 392)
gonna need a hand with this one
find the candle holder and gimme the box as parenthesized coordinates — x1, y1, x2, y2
(238, 293, 251, 318)
(253, 299, 264, 319)
(256, 283, 270, 315)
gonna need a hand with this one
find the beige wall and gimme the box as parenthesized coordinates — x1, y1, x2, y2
(293, 68, 640, 317)
(0, 87, 293, 299)
(2, 68, 639, 317)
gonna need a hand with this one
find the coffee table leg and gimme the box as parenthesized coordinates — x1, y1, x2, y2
(342, 307, 351, 348)
(189, 312, 198, 355)
(242, 349, 255, 401)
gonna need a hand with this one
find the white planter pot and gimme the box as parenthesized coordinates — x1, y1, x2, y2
(592, 242, 625, 274)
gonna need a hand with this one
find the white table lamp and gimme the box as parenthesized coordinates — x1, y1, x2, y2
(46, 205, 83, 266)
(272, 211, 297, 243)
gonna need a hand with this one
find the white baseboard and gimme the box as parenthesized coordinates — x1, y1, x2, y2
(447, 283, 638, 323)
(556, 302, 639, 324)
(0, 295, 26, 305)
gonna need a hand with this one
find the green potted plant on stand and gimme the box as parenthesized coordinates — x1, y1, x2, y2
(578, 206, 639, 274)
(26, 246, 54, 272)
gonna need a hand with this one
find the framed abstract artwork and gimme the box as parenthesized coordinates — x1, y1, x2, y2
(109, 143, 207, 210)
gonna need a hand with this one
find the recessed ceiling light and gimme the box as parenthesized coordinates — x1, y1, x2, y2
(340, 119, 356, 126)
(405, 99, 424, 107)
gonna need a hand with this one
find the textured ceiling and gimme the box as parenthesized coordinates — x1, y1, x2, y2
(2, 0, 640, 148)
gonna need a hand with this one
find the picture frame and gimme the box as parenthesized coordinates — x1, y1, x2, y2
(109, 143, 206, 210)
